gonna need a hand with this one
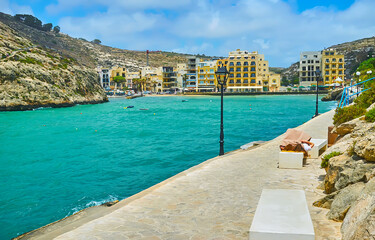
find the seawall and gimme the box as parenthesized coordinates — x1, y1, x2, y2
(17, 110, 341, 239)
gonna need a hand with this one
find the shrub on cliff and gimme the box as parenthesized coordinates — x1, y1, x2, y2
(333, 105, 366, 125)
(365, 107, 375, 122)
(321, 151, 341, 168)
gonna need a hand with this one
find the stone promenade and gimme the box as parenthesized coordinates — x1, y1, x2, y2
(44, 110, 341, 239)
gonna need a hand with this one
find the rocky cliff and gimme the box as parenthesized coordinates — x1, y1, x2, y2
(0, 12, 196, 111)
(314, 107, 375, 239)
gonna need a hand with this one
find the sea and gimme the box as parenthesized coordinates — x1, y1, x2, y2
(0, 95, 336, 239)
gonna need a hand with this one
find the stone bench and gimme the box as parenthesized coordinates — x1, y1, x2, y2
(279, 152, 304, 169)
(249, 189, 315, 240)
(309, 138, 328, 158)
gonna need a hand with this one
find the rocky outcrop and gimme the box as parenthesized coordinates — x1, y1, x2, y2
(341, 178, 375, 240)
(0, 15, 108, 111)
(322, 88, 343, 102)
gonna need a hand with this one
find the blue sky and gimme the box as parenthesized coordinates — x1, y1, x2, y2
(1, 0, 373, 67)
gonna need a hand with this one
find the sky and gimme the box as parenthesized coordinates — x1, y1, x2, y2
(1, 0, 374, 67)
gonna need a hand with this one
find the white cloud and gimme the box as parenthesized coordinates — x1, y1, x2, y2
(50, 0, 375, 67)
(0, 0, 33, 15)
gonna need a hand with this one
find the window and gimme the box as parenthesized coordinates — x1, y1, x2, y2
(116, 73, 119, 76)
(326, 59, 329, 63)
(243, 79, 248, 83)
(229, 57, 234, 59)
(302, 72, 306, 76)
(332, 64, 336, 68)
(251, 67, 255, 71)
(229, 74, 234, 77)
(332, 58, 336, 62)
(302, 67, 306, 71)
(229, 62, 234, 66)
(237, 57, 241, 59)
(243, 67, 248, 71)
(244, 62, 249, 66)
(210, 81, 214, 84)
(251, 73, 255, 77)
(251, 79, 256, 83)
(251, 61, 256, 65)
(200, 70, 204, 73)
(325, 71, 329, 75)
(236, 62, 241, 66)
(263, 64, 266, 66)
(251, 56, 255, 59)
(236, 80, 241, 83)
(236, 68, 241, 72)
(330, 52, 334, 55)
(332, 70, 336, 74)
(200, 81, 204, 84)
(325, 65, 329, 69)
(339, 59, 343, 62)
(314, 55, 318, 58)
(122, 73, 125, 77)
(244, 73, 248, 77)
(302, 61, 306, 64)
(338, 64, 343, 69)
(229, 68, 234, 72)
(325, 77, 329, 81)
(229, 79, 234, 83)
(244, 57, 248, 59)
(236, 74, 241, 77)
(339, 71, 342, 74)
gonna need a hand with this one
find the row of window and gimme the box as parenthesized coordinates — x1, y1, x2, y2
(229, 67, 256, 72)
(228, 61, 257, 66)
(229, 56, 262, 60)
(301, 66, 320, 71)
(324, 64, 344, 69)
(228, 79, 259, 84)
(301, 60, 320, 64)
(324, 70, 343, 75)
(325, 58, 343, 63)
(229, 73, 256, 78)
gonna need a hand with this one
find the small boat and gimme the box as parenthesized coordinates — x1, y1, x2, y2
(140, 108, 149, 111)
(127, 106, 134, 108)
(182, 100, 189, 102)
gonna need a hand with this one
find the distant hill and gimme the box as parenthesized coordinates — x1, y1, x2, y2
(281, 37, 375, 83)
(0, 12, 206, 111)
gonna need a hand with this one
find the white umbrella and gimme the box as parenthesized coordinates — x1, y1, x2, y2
(335, 77, 343, 82)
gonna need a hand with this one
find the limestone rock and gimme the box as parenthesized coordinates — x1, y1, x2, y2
(354, 134, 375, 162)
(341, 178, 375, 240)
(327, 182, 365, 221)
(324, 154, 375, 194)
(313, 192, 337, 209)
(333, 118, 362, 135)
(322, 88, 343, 101)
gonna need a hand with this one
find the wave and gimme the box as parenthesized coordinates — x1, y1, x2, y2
(67, 195, 119, 217)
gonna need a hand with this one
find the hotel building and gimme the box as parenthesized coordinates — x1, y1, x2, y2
(219, 49, 278, 92)
(186, 56, 199, 91)
(299, 49, 345, 86)
(97, 67, 111, 89)
(197, 60, 217, 92)
(299, 51, 322, 87)
(321, 49, 345, 85)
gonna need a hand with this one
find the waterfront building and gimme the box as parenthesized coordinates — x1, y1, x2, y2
(223, 49, 271, 93)
(110, 66, 127, 90)
(299, 51, 322, 87)
(126, 71, 141, 90)
(299, 49, 345, 87)
(97, 67, 111, 89)
(197, 60, 217, 92)
(186, 56, 199, 92)
(150, 75, 163, 93)
(321, 49, 345, 85)
(141, 66, 159, 92)
(176, 63, 187, 90)
(267, 73, 281, 92)
(160, 66, 178, 93)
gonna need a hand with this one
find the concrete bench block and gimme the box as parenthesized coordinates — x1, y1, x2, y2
(249, 189, 315, 240)
(310, 138, 328, 158)
(279, 152, 304, 169)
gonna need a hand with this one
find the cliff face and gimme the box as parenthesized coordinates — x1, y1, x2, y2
(0, 12, 197, 111)
(0, 14, 108, 111)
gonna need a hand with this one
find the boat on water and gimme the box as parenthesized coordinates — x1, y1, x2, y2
(140, 108, 149, 110)
(182, 100, 189, 102)
(127, 106, 134, 108)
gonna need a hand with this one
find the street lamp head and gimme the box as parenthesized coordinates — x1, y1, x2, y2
(315, 69, 321, 77)
(356, 71, 361, 76)
(215, 65, 229, 85)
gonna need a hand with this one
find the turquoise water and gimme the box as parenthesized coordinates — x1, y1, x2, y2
(0, 95, 336, 239)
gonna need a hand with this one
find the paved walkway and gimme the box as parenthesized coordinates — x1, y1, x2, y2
(51, 110, 340, 239)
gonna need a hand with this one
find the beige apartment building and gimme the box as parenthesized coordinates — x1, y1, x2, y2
(217, 49, 280, 92)
(321, 49, 345, 85)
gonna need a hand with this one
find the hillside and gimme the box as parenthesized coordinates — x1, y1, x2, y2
(0, 12, 198, 111)
(281, 37, 375, 82)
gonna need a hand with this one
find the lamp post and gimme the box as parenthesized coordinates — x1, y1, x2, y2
(356, 71, 361, 97)
(314, 69, 321, 118)
(215, 65, 229, 156)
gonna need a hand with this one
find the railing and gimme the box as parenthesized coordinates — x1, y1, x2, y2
(338, 77, 374, 108)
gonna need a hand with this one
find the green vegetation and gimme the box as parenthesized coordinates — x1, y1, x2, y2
(333, 104, 367, 125)
(333, 58, 375, 125)
(348, 141, 357, 156)
(53, 26, 60, 34)
(91, 39, 101, 44)
(18, 56, 43, 66)
(321, 151, 342, 168)
(365, 107, 375, 122)
(113, 76, 126, 83)
(14, 14, 54, 32)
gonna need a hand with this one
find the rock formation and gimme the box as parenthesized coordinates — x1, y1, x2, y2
(314, 118, 375, 239)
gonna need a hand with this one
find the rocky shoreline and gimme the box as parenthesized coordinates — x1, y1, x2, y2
(313, 107, 375, 239)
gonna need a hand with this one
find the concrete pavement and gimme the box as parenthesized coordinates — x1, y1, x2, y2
(37, 110, 341, 239)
